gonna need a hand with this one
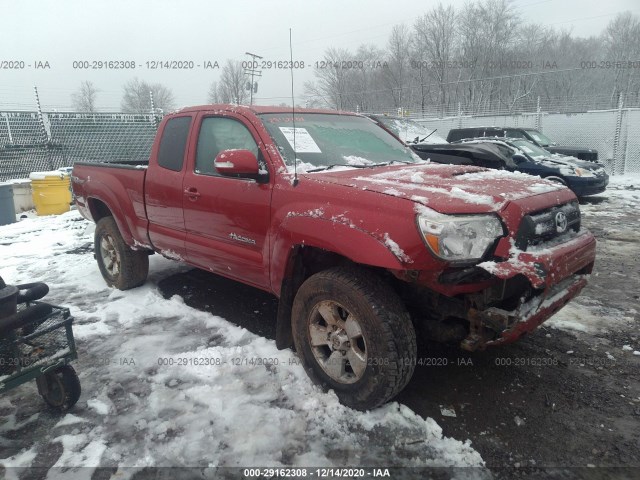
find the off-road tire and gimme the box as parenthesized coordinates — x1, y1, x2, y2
(292, 266, 416, 410)
(95, 216, 148, 290)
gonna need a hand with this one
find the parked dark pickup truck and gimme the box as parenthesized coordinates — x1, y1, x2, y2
(446, 126, 599, 161)
(72, 105, 596, 409)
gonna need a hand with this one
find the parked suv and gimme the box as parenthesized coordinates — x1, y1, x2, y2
(446, 127, 598, 161)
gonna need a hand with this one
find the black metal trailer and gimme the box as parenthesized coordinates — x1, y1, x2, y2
(0, 277, 81, 410)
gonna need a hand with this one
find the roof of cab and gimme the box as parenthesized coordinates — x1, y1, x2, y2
(170, 104, 359, 116)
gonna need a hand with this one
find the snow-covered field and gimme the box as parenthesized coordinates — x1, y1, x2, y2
(0, 210, 485, 474)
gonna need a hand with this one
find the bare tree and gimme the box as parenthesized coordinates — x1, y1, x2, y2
(304, 3, 640, 116)
(121, 78, 175, 114)
(352, 44, 386, 112)
(304, 48, 355, 109)
(383, 24, 412, 109)
(207, 81, 222, 103)
(71, 81, 99, 112)
(604, 12, 640, 104)
(217, 60, 249, 104)
(459, 0, 521, 111)
(413, 4, 457, 114)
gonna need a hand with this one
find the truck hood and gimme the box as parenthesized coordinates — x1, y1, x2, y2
(307, 163, 568, 214)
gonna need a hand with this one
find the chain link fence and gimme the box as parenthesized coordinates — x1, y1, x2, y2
(2, 96, 639, 181)
(0, 111, 159, 181)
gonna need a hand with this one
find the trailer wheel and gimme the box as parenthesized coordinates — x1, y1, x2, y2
(95, 216, 148, 290)
(40, 365, 81, 411)
(292, 266, 416, 410)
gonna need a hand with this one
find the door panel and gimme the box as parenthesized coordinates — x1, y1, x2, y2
(145, 115, 192, 258)
(182, 113, 272, 289)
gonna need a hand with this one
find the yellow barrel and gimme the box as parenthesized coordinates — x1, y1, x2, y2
(29, 171, 72, 216)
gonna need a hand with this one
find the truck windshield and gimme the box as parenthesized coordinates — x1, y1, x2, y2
(526, 129, 553, 146)
(259, 113, 419, 171)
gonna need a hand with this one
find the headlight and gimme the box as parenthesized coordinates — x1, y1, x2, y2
(573, 167, 595, 177)
(417, 210, 504, 262)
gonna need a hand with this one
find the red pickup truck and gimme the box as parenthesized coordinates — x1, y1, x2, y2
(72, 105, 596, 410)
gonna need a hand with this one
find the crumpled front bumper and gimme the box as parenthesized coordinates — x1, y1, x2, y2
(478, 229, 596, 290)
(469, 274, 588, 349)
(462, 230, 596, 350)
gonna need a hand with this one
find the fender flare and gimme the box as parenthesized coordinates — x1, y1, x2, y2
(87, 193, 135, 246)
(270, 215, 405, 295)
(270, 216, 407, 350)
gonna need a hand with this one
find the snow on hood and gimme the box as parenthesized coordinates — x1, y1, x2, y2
(310, 164, 566, 214)
(535, 154, 606, 173)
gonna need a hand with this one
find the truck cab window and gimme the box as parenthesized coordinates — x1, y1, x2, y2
(196, 117, 260, 176)
(505, 129, 526, 139)
(157, 116, 192, 171)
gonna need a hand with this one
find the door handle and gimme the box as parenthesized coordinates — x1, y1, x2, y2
(184, 187, 201, 199)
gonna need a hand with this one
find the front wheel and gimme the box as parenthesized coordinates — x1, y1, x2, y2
(95, 216, 149, 290)
(292, 266, 416, 410)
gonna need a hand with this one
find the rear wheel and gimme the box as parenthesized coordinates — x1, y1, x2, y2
(95, 216, 148, 290)
(40, 365, 81, 411)
(292, 266, 416, 410)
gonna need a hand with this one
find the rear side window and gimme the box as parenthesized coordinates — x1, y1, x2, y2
(480, 129, 501, 138)
(157, 116, 192, 171)
(448, 129, 475, 142)
(505, 129, 526, 139)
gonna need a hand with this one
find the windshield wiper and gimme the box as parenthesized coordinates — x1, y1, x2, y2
(406, 129, 438, 144)
(306, 159, 413, 173)
(418, 129, 438, 143)
(306, 163, 369, 173)
(367, 159, 414, 167)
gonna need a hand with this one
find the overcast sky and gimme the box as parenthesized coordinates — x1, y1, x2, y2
(1, 0, 638, 111)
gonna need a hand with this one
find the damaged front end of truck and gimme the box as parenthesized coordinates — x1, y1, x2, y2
(397, 199, 596, 351)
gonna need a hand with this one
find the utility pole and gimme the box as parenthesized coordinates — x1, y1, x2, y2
(244, 52, 263, 106)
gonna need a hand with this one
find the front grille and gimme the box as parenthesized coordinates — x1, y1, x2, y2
(514, 201, 581, 250)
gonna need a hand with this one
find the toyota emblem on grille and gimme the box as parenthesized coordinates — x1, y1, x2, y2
(555, 211, 568, 233)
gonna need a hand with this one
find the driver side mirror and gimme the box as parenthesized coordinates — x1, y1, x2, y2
(214, 149, 263, 179)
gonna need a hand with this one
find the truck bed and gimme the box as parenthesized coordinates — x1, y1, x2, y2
(72, 161, 151, 249)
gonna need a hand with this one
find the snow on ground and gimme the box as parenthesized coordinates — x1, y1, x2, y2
(0, 211, 485, 472)
(546, 174, 640, 335)
(545, 296, 635, 334)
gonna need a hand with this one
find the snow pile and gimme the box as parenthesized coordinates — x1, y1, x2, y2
(545, 297, 635, 334)
(0, 211, 484, 470)
(343, 155, 374, 166)
(28, 170, 69, 181)
(382, 187, 405, 197)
